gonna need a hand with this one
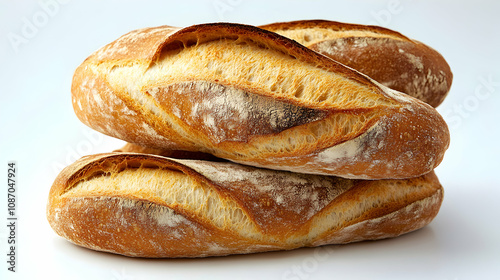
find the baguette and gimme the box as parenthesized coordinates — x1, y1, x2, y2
(47, 153, 443, 258)
(71, 22, 449, 179)
(260, 20, 453, 107)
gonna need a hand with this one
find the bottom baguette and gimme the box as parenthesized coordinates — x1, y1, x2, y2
(47, 153, 443, 258)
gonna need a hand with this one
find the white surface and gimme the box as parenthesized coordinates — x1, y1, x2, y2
(1, 0, 499, 279)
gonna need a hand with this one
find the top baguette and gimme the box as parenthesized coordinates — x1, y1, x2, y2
(71, 22, 449, 179)
(260, 20, 453, 107)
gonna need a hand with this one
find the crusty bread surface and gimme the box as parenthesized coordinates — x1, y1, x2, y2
(71, 23, 449, 179)
(260, 20, 453, 107)
(47, 153, 444, 258)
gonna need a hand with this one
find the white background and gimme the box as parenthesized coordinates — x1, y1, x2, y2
(1, 0, 499, 279)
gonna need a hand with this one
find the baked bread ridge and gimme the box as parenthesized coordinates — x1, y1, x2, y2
(47, 153, 444, 258)
(72, 22, 450, 179)
(113, 142, 226, 162)
(260, 19, 453, 107)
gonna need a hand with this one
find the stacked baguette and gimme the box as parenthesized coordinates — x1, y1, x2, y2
(47, 20, 452, 258)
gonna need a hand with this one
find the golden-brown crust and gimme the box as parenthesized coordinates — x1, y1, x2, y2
(259, 19, 411, 41)
(312, 186, 443, 245)
(87, 23, 378, 90)
(260, 19, 411, 40)
(234, 100, 449, 179)
(261, 20, 453, 107)
(89, 25, 181, 62)
(71, 22, 450, 179)
(47, 153, 444, 258)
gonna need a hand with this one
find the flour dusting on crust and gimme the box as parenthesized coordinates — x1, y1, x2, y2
(175, 159, 354, 222)
(148, 81, 327, 144)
